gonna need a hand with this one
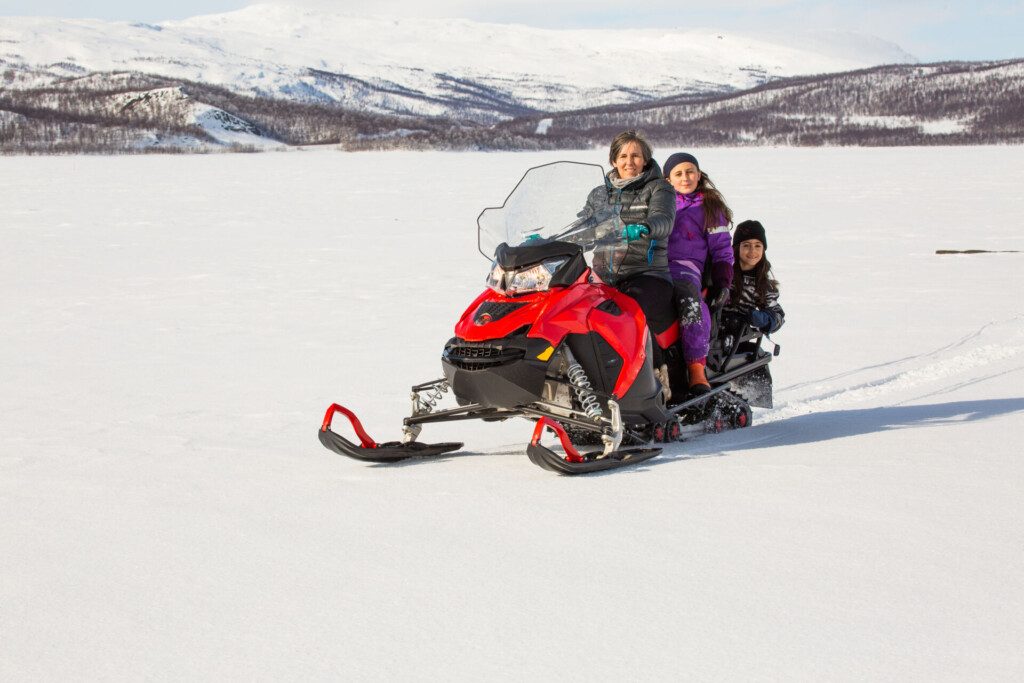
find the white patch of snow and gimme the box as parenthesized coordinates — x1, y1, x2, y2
(130, 132, 207, 151)
(773, 112, 970, 136)
(190, 104, 281, 149)
(107, 86, 281, 149)
(0, 110, 28, 125)
(355, 128, 426, 140)
(847, 114, 968, 134)
(919, 118, 969, 135)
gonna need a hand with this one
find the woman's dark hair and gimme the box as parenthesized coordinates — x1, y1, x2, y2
(731, 247, 779, 307)
(608, 130, 653, 166)
(695, 172, 733, 233)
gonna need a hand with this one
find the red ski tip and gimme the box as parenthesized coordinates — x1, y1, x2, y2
(320, 403, 377, 448)
(531, 417, 585, 463)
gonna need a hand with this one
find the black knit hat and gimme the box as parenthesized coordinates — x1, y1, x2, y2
(662, 152, 699, 179)
(734, 220, 767, 249)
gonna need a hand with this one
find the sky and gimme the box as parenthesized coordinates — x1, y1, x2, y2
(0, 0, 1021, 62)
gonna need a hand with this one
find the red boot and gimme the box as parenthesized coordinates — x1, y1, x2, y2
(687, 358, 711, 395)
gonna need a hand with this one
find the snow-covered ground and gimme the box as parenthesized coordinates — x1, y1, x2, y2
(1, 147, 1022, 679)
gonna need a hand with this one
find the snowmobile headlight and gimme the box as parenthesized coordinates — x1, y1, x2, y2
(486, 258, 568, 296)
(485, 261, 507, 293)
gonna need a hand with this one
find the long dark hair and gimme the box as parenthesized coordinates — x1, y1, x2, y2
(732, 248, 780, 307)
(696, 172, 733, 232)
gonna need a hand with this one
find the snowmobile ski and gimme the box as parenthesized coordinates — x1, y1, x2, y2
(319, 403, 462, 462)
(526, 417, 661, 474)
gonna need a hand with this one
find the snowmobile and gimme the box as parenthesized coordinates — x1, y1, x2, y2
(319, 161, 779, 474)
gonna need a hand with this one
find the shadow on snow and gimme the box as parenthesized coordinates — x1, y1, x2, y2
(661, 397, 1024, 461)
(344, 398, 1024, 474)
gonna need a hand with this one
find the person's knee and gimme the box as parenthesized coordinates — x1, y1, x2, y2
(678, 297, 702, 325)
(675, 284, 702, 326)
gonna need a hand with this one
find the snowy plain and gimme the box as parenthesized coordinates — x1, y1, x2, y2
(1, 146, 1023, 680)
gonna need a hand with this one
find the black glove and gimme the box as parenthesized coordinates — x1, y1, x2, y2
(707, 286, 730, 309)
(707, 261, 732, 309)
(749, 309, 774, 332)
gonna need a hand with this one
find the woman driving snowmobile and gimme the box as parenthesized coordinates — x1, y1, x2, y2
(582, 130, 677, 399)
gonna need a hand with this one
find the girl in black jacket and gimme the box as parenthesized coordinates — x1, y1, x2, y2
(727, 220, 785, 334)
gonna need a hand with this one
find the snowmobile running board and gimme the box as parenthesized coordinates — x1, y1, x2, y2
(319, 403, 463, 462)
(666, 353, 772, 415)
(667, 383, 731, 414)
(526, 417, 661, 474)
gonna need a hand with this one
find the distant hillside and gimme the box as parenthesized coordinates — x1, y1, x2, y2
(499, 60, 1024, 147)
(3, 60, 1022, 154)
(0, 72, 473, 153)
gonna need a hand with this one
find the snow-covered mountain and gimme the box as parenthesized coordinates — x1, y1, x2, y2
(0, 2, 916, 121)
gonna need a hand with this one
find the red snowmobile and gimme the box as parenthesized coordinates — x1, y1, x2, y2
(319, 161, 778, 473)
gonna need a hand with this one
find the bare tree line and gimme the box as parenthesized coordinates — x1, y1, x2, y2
(2, 59, 1023, 154)
(504, 60, 1024, 148)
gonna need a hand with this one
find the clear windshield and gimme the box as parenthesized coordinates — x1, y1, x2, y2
(477, 161, 629, 282)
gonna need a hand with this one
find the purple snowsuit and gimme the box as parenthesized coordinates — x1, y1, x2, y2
(667, 192, 734, 362)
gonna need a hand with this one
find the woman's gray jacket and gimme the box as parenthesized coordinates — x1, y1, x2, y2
(583, 160, 675, 282)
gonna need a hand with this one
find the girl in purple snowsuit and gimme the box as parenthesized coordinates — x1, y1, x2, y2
(663, 152, 734, 394)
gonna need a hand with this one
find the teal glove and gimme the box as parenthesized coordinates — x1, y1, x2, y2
(621, 224, 650, 241)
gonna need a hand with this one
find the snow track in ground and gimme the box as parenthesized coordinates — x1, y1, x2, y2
(767, 315, 1024, 419)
